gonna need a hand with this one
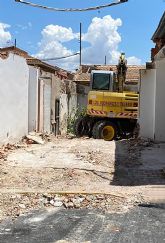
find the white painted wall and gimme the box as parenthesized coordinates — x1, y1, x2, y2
(43, 79, 51, 133)
(60, 94, 68, 135)
(28, 66, 39, 132)
(139, 69, 156, 140)
(154, 59, 165, 141)
(140, 52, 165, 142)
(0, 53, 29, 144)
(38, 79, 44, 132)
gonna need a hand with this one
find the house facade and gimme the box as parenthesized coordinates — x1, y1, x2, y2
(0, 50, 29, 144)
(139, 11, 165, 141)
(27, 57, 75, 135)
(0, 46, 76, 144)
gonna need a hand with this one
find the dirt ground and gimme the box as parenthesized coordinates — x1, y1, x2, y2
(0, 136, 165, 221)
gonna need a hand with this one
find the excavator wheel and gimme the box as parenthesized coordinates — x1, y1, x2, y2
(93, 120, 117, 141)
(74, 116, 91, 137)
(92, 121, 104, 139)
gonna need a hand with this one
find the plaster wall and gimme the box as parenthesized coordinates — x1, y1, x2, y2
(43, 79, 51, 133)
(77, 84, 90, 111)
(67, 81, 77, 117)
(0, 53, 29, 144)
(139, 69, 156, 140)
(154, 58, 165, 141)
(38, 70, 52, 134)
(28, 66, 39, 132)
(68, 94, 77, 117)
(60, 94, 68, 135)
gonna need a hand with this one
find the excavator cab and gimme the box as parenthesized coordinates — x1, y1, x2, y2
(90, 53, 127, 93)
(90, 70, 117, 92)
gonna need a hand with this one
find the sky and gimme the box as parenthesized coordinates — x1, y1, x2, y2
(0, 0, 164, 71)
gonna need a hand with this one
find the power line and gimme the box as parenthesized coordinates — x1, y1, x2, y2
(41, 52, 80, 61)
(15, 0, 128, 12)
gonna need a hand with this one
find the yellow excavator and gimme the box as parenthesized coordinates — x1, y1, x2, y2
(74, 53, 139, 141)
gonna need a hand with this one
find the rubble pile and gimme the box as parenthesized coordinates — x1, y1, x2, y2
(23, 132, 51, 145)
(0, 144, 18, 160)
(0, 193, 138, 221)
(0, 151, 5, 160)
(120, 138, 155, 167)
(77, 151, 102, 165)
(42, 194, 127, 211)
(129, 138, 154, 151)
(0, 193, 40, 221)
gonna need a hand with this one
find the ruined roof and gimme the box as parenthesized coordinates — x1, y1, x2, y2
(0, 46, 73, 79)
(27, 58, 61, 73)
(0, 46, 31, 58)
(74, 64, 145, 85)
(152, 11, 165, 41)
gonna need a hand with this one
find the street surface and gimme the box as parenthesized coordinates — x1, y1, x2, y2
(0, 136, 165, 242)
(0, 205, 165, 243)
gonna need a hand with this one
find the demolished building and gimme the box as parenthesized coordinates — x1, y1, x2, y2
(0, 46, 76, 144)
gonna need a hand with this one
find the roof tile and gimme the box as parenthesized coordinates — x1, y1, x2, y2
(74, 64, 145, 84)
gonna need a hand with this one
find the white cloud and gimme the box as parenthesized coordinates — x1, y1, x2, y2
(127, 56, 142, 65)
(28, 22, 32, 28)
(40, 24, 77, 44)
(35, 15, 141, 70)
(35, 24, 79, 70)
(0, 23, 11, 47)
(82, 15, 122, 64)
(36, 25, 74, 60)
(16, 22, 32, 31)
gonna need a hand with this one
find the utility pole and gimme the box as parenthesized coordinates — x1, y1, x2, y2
(80, 22, 82, 66)
(104, 55, 107, 65)
(14, 39, 17, 48)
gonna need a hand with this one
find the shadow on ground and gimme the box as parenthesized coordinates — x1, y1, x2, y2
(0, 205, 165, 243)
(111, 140, 165, 186)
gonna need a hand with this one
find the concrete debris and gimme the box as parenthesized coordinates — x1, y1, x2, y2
(129, 138, 154, 150)
(50, 199, 55, 206)
(24, 132, 51, 145)
(0, 143, 18, 160)
(0, 152, 5, 160)
(42, 193, 134, 211)
(26, 134, 45, 145)
(66, 134, 76, 139)
(19, 203, 26, 209)
(39, 133, 51, 142)
(53, 201, 63, 207)
(64, 202, 74, 208)
(0, 192, 139, 222)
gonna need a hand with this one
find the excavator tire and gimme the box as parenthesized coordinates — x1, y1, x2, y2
(93, 120, 117, 141)
(74, 116, 89, 137)
(92, 120, 104, 139)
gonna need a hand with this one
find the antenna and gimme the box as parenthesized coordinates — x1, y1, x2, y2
(80, 23, 82, 66)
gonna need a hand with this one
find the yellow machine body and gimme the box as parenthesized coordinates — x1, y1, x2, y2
(87, 91, 139, 119)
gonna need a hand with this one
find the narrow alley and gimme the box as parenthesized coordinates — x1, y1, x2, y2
(0, 136, 164, 242)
